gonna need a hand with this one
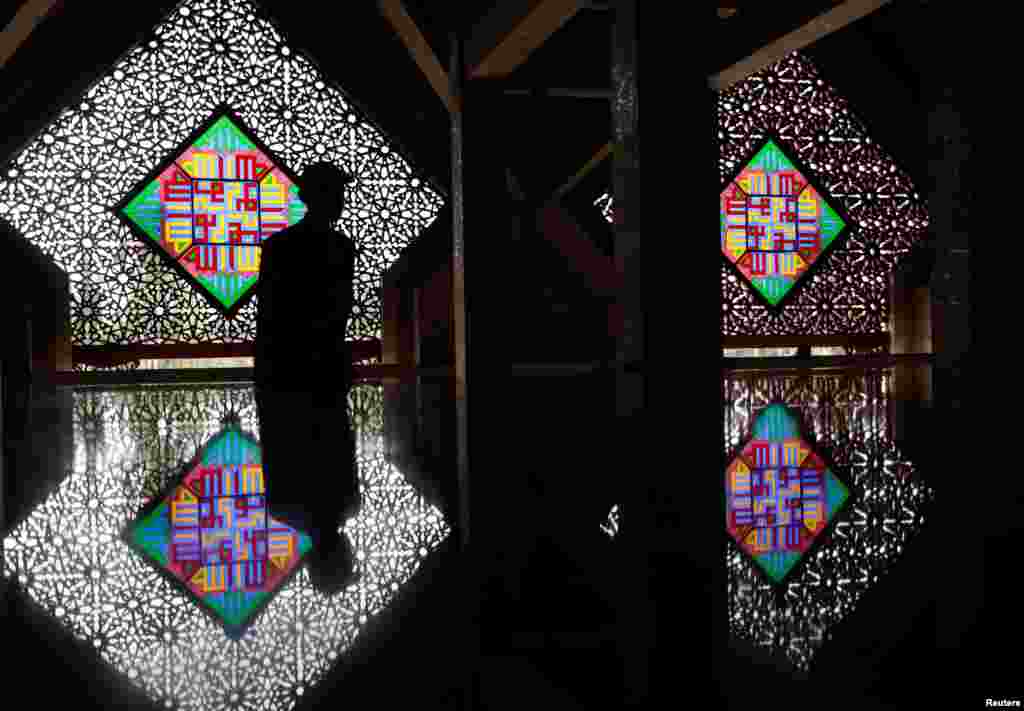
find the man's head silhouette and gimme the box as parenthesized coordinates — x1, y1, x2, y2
(298, 162, 353, 225)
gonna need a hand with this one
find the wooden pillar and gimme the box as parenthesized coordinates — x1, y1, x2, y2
(612, 4, 724, 704)
(888, 244, 934, 458)
(610, 1, 647, 701)
(918, 6, 975, 682)
(1, 358, 5, 601)
(450, 32, 471, 556)
(381, 258, 417, 480)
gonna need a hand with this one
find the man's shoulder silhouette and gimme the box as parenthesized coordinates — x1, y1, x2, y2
(264, 219, 355, 256)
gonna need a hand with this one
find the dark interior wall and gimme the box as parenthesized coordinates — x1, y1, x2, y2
(416, 263, 452, 368)
(0, 225, 71, 374)
(0, 223, 73, 534)
(804, 4, 931, 192)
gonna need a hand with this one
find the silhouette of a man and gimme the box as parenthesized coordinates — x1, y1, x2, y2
(254, 162, 360, 592)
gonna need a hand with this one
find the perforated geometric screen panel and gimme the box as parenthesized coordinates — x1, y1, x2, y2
(0, 0, 444, 348)
(596, 52, 929, 337)
(718, 52, 928, 336)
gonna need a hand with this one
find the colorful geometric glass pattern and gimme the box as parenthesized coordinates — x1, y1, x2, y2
(119, 111, 307, 315)
(125, 425, 312, 636)
(721, 140, 847, 306)
(725, 404, 849, 583)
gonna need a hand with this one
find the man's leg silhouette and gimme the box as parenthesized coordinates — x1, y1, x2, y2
(256, 385, 316, 536)
(305, 383, 359, 590)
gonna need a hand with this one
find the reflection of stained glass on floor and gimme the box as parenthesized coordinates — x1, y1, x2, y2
(125, 425, 312, 637)
(725, 404, 849, 583)
(2, 383, 450, 710)
(724, 371, 935, 671)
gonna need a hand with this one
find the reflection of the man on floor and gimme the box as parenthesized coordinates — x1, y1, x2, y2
(3, 382, 452, 711)
(254, 161, 361, 594)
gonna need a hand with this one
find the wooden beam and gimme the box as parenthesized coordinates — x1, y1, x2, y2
(721, 333, 889, 349)
(72, 340, 383, 367)
(503, 87, 613, 99)
(552, 141, 613, 200)
(709, 0, 891, 91)
(0, 0, 59, 68)
(377, 0, 459, 113)
(52, 365, 456, 388)
(467, 0, 586, 79)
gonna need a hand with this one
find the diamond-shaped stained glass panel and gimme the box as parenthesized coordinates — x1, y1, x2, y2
(720, 139, 847, 306)
(119, 110, 307, 316)
(124, 425, 312, 636)
(725, 404, 849, 583)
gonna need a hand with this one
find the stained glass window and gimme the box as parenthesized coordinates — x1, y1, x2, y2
(721, 139, 848, 308)
(725, 403, 849, 582)
(0, 0, 444, 349)
(118, 110, 307, 317)
(125, 424, 312, 637)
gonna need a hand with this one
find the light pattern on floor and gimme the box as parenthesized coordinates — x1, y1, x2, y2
(2, 383, 449, 710)
(724, 371, 934, 671)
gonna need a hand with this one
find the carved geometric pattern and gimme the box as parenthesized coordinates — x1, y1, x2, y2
(119, 109, 307, 316)
(125, 425, 313, 637)
(721, 139, 849, 308)
(0, 0, 444, 349)
(723, 370, 935, 671)
(2, 383, 450, 710)
(725, 403, 849, 583)
(598, 52, 929, 336)
(719, 52, 928, 336)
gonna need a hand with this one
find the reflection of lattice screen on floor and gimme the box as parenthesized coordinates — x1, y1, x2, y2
(0, 0, 444, 348)
(725, 403, 849, 583)
(2, 383, 450, 710)
(126, 426, 312, 636)
(723, 371, 934, 671)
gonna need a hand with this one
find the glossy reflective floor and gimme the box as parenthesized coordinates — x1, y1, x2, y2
(722, 370, 935, 674)
(3, 380, 451, 711)
(1, 367, 954, 708)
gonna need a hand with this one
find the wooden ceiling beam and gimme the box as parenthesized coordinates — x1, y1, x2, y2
(466, 0, 587, 79)
(0, 0, 60, 68)
(552, 141, 613, 200)
(377, 0, 459, 113)
(709, 0, 891, 91)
